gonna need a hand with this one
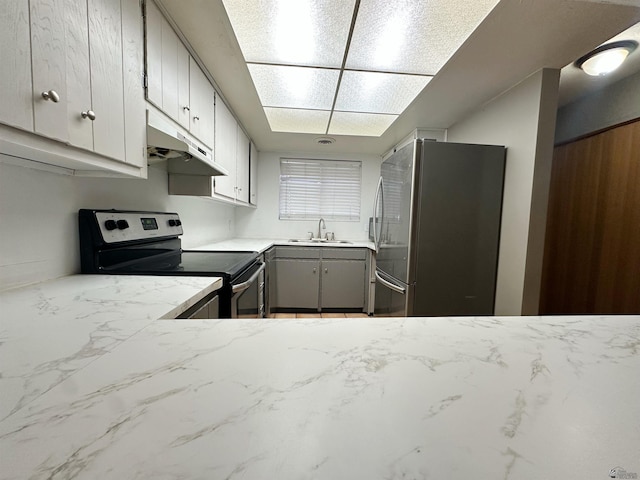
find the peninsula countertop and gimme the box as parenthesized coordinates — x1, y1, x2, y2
(1, 310, 638, 479)
(0, 274, 222, 422)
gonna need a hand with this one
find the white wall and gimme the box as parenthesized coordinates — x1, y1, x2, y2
(447, 69, 560, 316)
(0, 159, 236, 290)
(235, 151, 382, 241)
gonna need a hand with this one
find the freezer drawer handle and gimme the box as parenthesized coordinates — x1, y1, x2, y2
(375, 270, 406, 294)
(232, 263, 266, 294)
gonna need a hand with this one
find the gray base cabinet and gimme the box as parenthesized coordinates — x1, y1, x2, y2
(320, 260, 366, 309)
(268, 247, 368, 313)
(273, 259, 320, 309)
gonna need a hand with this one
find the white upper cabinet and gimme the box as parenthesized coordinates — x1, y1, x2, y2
(88, 0, 126, 161)
(250, 141, 258, 205)
(0, 0, 146, 176)
(214, 96, 237, 199)
(0, 1, 33, 132)
(145, 0, 162, 107)
(31, 0, 68, 142)
(236, 128, 250, 203)
(177, 42, 190, 130)
(189, 57, 215, 149)
(145, 2, 214, 149)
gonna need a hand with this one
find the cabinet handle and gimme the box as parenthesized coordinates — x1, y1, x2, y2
(183, 105, 190, 112)
(81, 110, 96, 121)
(41, 90, 60, 103)
(313, 268, 317, 274)
(324, 268, 328, 274)
(193, 115, 200, 121)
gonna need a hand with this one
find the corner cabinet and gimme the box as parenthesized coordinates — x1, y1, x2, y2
(268, 247, 368, 313)
(211, 95, 253, 206)
(0, 0, 146, 178)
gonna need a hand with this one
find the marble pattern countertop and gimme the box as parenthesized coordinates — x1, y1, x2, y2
(193, 238, 375, 254)
(0, 274, 222, 423)
(1, 311, 639, 479)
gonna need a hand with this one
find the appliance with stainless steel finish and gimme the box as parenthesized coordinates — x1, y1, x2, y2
(373, 140, 506, 317)
(78, 209, 263, 319)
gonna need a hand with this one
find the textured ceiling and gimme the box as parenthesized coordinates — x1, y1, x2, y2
(158, 0, 640, 155)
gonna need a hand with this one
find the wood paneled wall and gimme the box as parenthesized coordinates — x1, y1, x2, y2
(540, 119, 640, 314)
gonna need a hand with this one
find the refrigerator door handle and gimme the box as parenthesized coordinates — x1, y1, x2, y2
(375, 270, 406, 294)
(372, 176, 383, 252)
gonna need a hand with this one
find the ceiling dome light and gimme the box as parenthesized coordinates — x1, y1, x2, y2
(576, 40, 637, 76)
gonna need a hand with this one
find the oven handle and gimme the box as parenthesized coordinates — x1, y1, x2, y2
(232, 262, 265, 294)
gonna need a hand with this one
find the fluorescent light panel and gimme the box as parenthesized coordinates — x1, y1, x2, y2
(248, 64, 340, 110)
(346, 0, 501, 74)
(335, 71, 432, 114)
(222, 0, 500, 136)
(328, 111, 398, 137)
(264, 108, 330, 134)
(222, 0, 355, 67)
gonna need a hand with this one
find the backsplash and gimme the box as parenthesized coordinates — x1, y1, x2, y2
(0, 159, 235, 291)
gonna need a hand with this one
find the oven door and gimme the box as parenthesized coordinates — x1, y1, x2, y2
(231, 262, 266, 318)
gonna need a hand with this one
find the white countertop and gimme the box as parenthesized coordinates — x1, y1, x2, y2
(0, 274, 222, 422)
(193, 237, 375, 254)
(1, 299, 639, 478)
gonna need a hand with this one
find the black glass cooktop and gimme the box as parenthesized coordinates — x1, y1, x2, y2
(103, 250, 258, 279)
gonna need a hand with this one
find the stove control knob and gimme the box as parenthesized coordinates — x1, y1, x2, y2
(175, 219, 182, 226)
(168, 219, 176, 227)
(116, 219, 129, 230)
(105, 220, 117, 231)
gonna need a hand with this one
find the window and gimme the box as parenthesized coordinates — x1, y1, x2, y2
(279, 158, 361, 221)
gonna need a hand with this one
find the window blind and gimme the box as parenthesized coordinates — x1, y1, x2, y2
(279, 158, 361, 221)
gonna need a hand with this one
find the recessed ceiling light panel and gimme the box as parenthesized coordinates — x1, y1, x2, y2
(328, 111, 398, 137)
(335, 71, 431, 114)
(576, 40, 638, 76)
(248, 64, 340, 110)
(222, 0, 356, 68)
(345, 0, 500, 74)
(264, 107, 331, 134)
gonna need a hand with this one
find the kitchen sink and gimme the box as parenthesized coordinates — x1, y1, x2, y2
(288, 239, 353, 244)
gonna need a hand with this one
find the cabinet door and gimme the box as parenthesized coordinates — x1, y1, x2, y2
(177, 42, 190, 130)
(189, 57, 215, 148)
(31, 0, 68, 142)
(0, 0, 33, 131)
(249, 141, 258, 205)
(214, 95, 238, 199)
(274, 259, 320, 310)
(65, 0, 93, 151)
(321, 260, 366, 309)
(236, 128, 250, 203)
(121, 0, 146, 168)
(145, 0, 162, 108)
(161, 16, 179, 121)
(88, 0, 125, 161)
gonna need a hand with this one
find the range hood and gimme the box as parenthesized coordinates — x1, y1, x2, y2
(146, 110, 228, 176)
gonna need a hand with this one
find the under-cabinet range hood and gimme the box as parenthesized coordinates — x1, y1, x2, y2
(146, 110, 228, 176)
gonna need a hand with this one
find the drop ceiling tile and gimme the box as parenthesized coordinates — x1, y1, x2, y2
(222, 0, 356, 68)
(248, 64, 340, 110)
(335, 70, 431, 114)
(328, 111, 398, 136)
(264, 107, 330, 134)
(346, 0, 500, 74)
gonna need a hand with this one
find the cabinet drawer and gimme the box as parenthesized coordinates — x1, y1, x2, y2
(274, 247, 321, 259)
(321, 248, 367, 260)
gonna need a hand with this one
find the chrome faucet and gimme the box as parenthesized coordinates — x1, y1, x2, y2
(317, 218, 326, 239)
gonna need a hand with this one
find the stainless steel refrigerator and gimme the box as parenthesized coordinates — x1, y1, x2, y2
(373, 139, 506, 317)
